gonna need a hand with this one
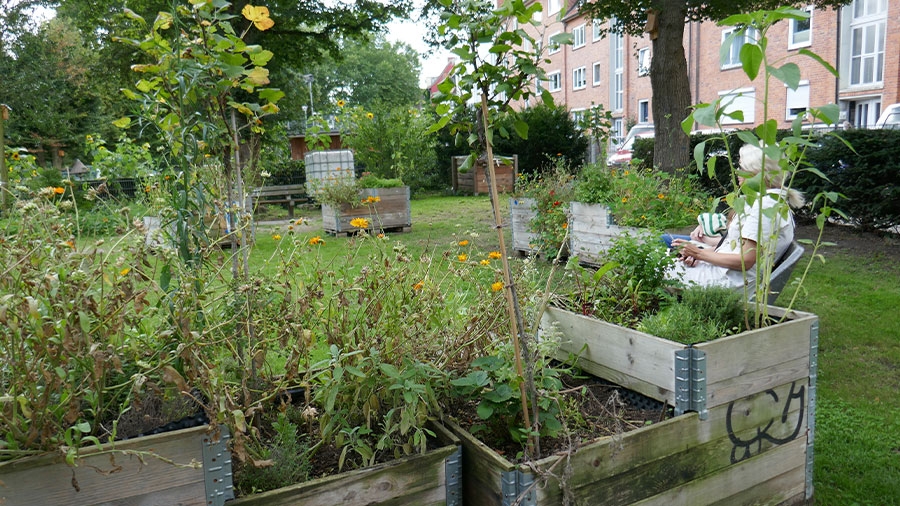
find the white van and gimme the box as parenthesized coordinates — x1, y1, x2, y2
(875, 104, 900, 129)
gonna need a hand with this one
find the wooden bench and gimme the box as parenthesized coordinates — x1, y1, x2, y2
(250, 184, 309, 219)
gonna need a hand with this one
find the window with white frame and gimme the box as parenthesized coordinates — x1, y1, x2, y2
(638, 100, 650, 123)
(788, 7, 813, 49)
(571, 108, 586, 125)
(721, 27, 759, 69)
(849, 0, 886, 86)
(547, 71, 562, 92)
(612, 118, 624, 146)
(592, 20, 603, 41)
(592, 62, 602, 85)
(548, 0, 561, 15)
(573, 24, 586, 49)
(637, 47, 651, 76)
(573, 67, 587, 90)
(785, 81, 810, 120)
(613, 33, 623, 110)
(548, 31, 561, 54)
(718, 88, 756, 124)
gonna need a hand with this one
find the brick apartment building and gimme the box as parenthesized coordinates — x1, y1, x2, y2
(518, 0, 899, 143)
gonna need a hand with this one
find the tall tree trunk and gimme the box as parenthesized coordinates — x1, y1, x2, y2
(650, 0, 692, 172)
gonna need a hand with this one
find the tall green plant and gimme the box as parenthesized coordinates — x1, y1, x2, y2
(682, 7, 844, 327)
(430, 0, 572, 456)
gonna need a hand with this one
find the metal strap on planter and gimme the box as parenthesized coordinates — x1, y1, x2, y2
(674, 347, 708, 420)
(806, 321, 820, 500)
(202, 427, 235, 506)
(501, 469, 536, 506)
(445, 447, 462, 506)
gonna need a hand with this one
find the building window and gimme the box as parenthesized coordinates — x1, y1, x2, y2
(547, 71, 562, 92)
(592, 20, 603, 41)
(573, 24, 586, 49)
(612, 118, 624, 146)
(548, 31, 561, 54)
(548, 0, 561, 15)
(849, 0, 886, 86)
(613, 33, 623, 110)
(788, 7, 813, 49)
(718, 88, 756, 124)
(637, 47, 651, 76)
(785, 81, 810, 120)
(571, 108, 586, 125)
(638, 100, 650, 123)
(721, 27, 759, 69)
(573, 67, 587, 90)
(592, 62, 602, 85)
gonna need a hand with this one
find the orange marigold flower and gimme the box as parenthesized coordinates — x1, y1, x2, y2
(309, 236, 325, 245)
(350, 217, 369, 228)
(488, 251, 502, 259)
(377, 233, 385, 239)
(621, 197, 628, 203)
(561, 222, 568, 229)
(413, 281, 425, 291)
(491, 281, 504, 292)
(457, 254, 468, 262)
(657, 193, 665, 199)
(53, 187, 65, 194)
(458, 240, 469, 246)
(623, 170, 630, 176)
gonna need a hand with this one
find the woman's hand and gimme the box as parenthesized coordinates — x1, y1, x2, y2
(672, 239, 706, 267)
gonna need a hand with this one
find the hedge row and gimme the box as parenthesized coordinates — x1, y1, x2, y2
(633, 129, 900, 231)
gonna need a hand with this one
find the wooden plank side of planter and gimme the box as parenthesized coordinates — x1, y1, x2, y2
(698, 309, 817, 409)
(322, 187, 411, 233)
(228, 444, 456, 506)
(0, 426, 210, 506)
(510, 198, 537, 253)
(568, 202, 640, 266)
(544, 306, 681, 404)
(530, 380, 807, 505)
(632, 437, 807, 506)
(228, 422, 459, 506)
(444, 419, 516, 506)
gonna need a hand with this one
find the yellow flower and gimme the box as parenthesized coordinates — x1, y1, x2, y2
(480, 259, 490, 266)
(561, 222, 568, 229)
(413, 281, 424, 291)
(377, 233, 385, 239)
(241, 4, 274, 31)
(337, 99, 346, 108)
(272, 234, 282, 240)
(491, 281, 504, 292)
(309, 236, 325, 245)
(119, 268, 130, 276)
(350, 217, 369, 228)
(458, 240, 469, 246)
(621, 197, 628, 203)
(366, 112, 374, 119)
(488, 251, 502, 259)
(457, 254, 468, 262)
(623, 170, 630, 176)
(657, 193, 666, 199)
(65, 240, 75, 249)
(294, 218, 305, 225)
(364, 195, 381, 204)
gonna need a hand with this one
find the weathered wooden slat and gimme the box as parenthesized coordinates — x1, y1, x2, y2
(322, 187, 411, 233)
(706, 355, 810, 408)
(444, 419, 514, 506)
(631, 437, 807, 506)
(568, 202, 639, 265)
(0, 426, 209, 506)
(227, 443, 456, 506)
(510, 197, 538, 253)
(545, 306, 681, 403)
(706, 464, 806, 506)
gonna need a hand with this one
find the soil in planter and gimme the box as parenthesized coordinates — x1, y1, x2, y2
(444, 373, 671, 461)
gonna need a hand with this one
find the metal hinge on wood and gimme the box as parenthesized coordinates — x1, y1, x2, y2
(445, 447, 462, 506)
(674, 347, 708, 420)
(806, 321, 820, 501)
(501, 469, 536, 506)
(202, 427, 235, 506)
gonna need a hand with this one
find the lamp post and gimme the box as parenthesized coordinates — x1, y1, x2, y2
(300, 74, 314, 116)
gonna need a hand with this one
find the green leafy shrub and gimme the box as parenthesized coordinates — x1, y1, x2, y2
(517, 159, 575, 258)
(638, 285, 745, 345)
(494, 102, 589, 174)
(234, 410, 311, 495)
(800, 128, 900, 231)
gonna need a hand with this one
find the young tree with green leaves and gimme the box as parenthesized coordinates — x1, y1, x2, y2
(578, 0, 851, 172)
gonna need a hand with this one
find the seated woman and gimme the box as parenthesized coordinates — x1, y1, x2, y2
(669, 143, 804, 288)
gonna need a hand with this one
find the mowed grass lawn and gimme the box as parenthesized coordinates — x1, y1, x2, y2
(210, 194, 900, 503)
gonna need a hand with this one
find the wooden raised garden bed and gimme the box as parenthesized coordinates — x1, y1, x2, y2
(321, 186, 411, 235)
(446, 305, 818, 505)
(451, 155, 517, 195)
(510, 197, 538, 256)
(568, 202, 639, 266)
(0, 425, 233, 506)
(227, 422, 461, 506)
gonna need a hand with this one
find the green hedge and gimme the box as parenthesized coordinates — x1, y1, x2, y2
(634, 129, 900, 230)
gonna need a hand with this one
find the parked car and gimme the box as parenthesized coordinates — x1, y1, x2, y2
(875, 103, 900, 129)
(607, 124, 654, 166)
